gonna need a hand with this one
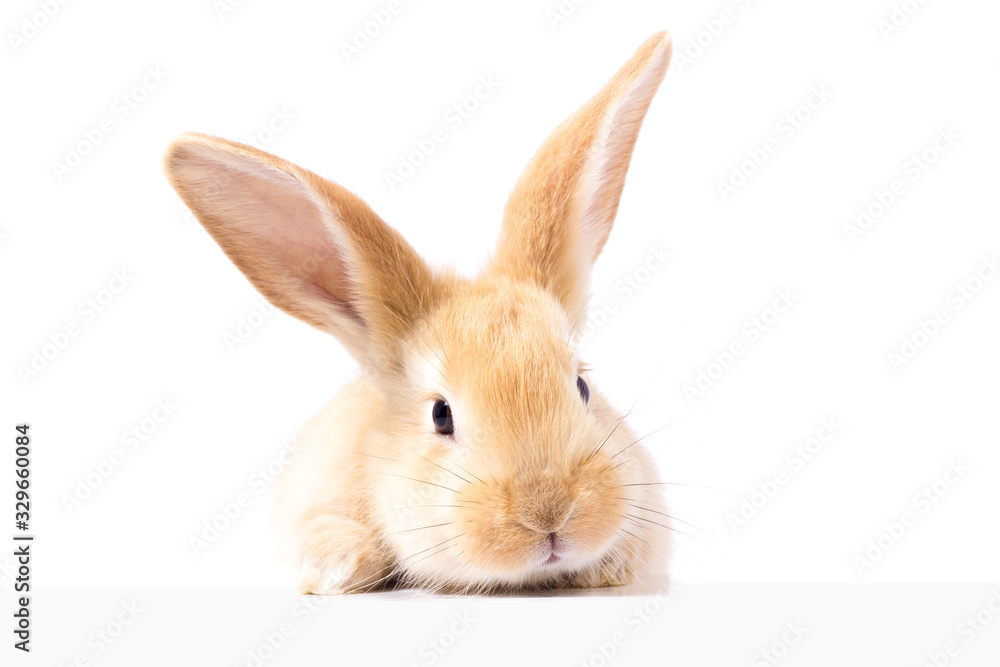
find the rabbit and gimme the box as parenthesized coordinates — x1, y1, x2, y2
(164, 32, 673, 594)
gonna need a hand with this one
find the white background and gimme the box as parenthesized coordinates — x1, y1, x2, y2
(3, 0, 999, 664)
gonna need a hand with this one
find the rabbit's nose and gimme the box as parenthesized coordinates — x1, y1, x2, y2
(512, 474, 576, 533)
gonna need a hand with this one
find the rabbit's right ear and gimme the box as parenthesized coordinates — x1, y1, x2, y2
(164, 133, 440, 367)
(492, 33, 671, 330)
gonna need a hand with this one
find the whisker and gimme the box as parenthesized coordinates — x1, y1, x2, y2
(387, 520, 468, 536)
(619, 500, 715, 536)
(383, 500, 481, 516)
(403, 447, 473, 486)
(400, 534, 464, 562)
(626, 513, 707, 545)
(584, 412, 629, 463)
(616, 481, 737, 494)
(371, 472, 460, 494)
(339, 562, 399, 595)
(618, 526, 652, 549)
(603, 454, 641, 473)
(584, 393, 659, 465)
(617, 519, 670, 566)
(406, 535, 466, 567)
(398, 503, 477, 510)
(410, 369, 453, 394)
(607, 422, 675, 463)
(444, 458, 488, 486)
(625, 515, 701, 564)
(362, 453, 400, 462)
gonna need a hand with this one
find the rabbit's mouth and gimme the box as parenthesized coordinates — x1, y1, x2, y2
(540, 533, 565, 565)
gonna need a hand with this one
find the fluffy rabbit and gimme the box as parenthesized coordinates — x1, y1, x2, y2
(164, 32, 673, 594)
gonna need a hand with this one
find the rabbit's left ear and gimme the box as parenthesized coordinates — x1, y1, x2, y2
(492, 32, 671, 327)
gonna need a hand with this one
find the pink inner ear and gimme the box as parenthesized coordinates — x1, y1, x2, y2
(576, 42, 672, 265)
(174, 145, 363, 328)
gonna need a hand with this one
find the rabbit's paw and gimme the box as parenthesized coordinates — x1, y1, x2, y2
(295, 514, 394, 595)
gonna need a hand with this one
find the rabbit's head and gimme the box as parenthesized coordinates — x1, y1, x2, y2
(165, 33, 672, 589)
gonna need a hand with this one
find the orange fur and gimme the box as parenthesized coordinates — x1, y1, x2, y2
(164, 33, 673, 594)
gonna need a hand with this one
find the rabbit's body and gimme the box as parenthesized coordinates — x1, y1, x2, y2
(166, 33, 675, 593)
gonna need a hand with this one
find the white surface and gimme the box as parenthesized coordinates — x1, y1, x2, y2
(2, 0, 999, 659)
(9, 584, 1000, 666)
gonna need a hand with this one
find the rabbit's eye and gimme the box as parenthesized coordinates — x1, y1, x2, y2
(432, 399, 454, 435)
(577, 376, 590, 404)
